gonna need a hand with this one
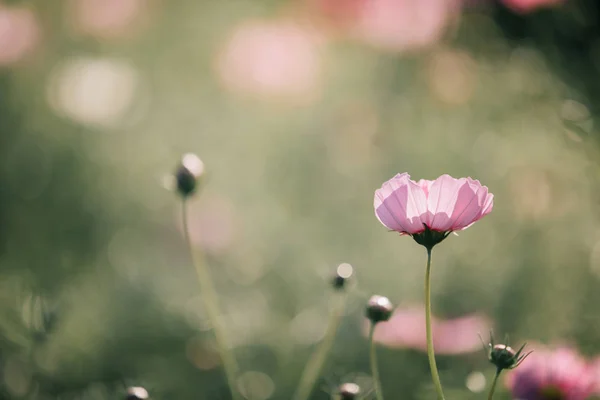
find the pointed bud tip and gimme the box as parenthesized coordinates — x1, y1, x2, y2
(175, 153, 205, 197)
(366, 295, 394, 324)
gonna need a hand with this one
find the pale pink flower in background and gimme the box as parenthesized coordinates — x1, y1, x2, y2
(506, 347, 597, 400)
(366, 305, 492, 355)
(308, 0, 363, 28)
(502, 0, 565, 14)
(590, 357, 600, 395)
(353, 0, 455, 52)
(0, 6, 40, 66)
(508, 168, 553, 221)
(374, 173, 493, 236)
(68, 0, 151, 40)
(309, 0, 457, 52)
(216, 20, 322, 102)
(177, 194, 237, 255)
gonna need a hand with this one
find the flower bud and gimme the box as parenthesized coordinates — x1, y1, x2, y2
(483, 333, 531, 371)
(336, 382, 360, 399)
(490, 344, 522, 370)
(126, 387, 149, 400)
(331, 263, 353, 290)
(175, 153, 205, 197)
(366, 295, 393, 324)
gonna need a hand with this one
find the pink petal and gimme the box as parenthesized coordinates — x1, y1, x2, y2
(367, 306, 492, 355)
(480, 192, 494, 217)
(502, 0, 565, 14)
(449, 178, 490, 231)
(425, 174, 464, 231)
(369, 306, 428, 350)
(434, 314, 492, 355)
(416, 178, 433, 198)
(374, 173, 428, 234)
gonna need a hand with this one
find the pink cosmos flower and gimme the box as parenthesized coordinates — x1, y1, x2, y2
(506, 347, 597, 400)
(374, 173, 493, 247)
(68, 0, 151, 40)
(309, 0, 457, 52)
(215, 20, 322, 103)
(366, 305, 492, 355)
(0, 6, 40, 66)
(502, 0, 565, 14)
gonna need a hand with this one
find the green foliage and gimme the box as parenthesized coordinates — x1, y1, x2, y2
(1, 0, 600, 398)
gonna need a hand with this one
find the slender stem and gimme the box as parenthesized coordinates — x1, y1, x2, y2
(292, 292, 347, 400)
(425, 247, 445, 400)
(181, 200, 241, 400)
(369, 323, 384, 400)
(487, 369, 501, 400)
(25, 295, 37, 400)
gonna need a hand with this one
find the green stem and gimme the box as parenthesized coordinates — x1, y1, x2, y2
(369, 324, 384, 400)
(24, 296, 37, 400)
(182, 201, 241, 400)
(425, 247, 445, 400)
(487, 369, 501, 400)
(291, 292, 346, 400)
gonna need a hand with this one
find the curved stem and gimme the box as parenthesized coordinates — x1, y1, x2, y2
(487, 369, 501, 400)
(425, 247, 445, 400)
(369, 324, 384, 400)
(292, 292, 347, 400)
(182, 200, 241, 400)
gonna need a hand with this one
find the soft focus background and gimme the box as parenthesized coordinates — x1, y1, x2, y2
(1, 0, 600, 398)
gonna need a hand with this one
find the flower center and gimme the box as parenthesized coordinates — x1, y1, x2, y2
(539, 385, 566, 400)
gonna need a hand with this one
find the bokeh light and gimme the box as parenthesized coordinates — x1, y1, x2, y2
(47, 57, 140, 127)
(67, 0, 153, 40)
(215, 19, 323, 103)
(0, 5, 40, 66)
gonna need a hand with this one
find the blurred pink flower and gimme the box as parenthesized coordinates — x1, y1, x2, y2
(310, 0, 457, 52)
(366, 305, 491, 355)
(216, 20, 322, 102)
(309, 0, 363, 27)
(0, 6, 40, 66)
(68, 0, 150, 39)
(502, 0, 565, 14)
(590, 357, 600, 395)
(177, 194, 237, 255)
(374, 173, 493, 236)
(506, 347, 597, 400)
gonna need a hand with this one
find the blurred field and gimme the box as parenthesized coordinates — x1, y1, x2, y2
(1, 0, 600, 399)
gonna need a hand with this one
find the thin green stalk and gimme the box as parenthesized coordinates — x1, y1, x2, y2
(487, 369, 501, 400)
(369, 324, 384, 400)
(25, 295, 38, 400)
(292, 292, 347, 400)
(425, 247, 445, 400)
(182, 201, 241, 400)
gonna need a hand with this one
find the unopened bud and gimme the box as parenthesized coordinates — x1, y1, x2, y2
(483, 332, 531, 371)
(331, 263, 353, 290)
(366, 295, 393, 324)
(336, 382, 361, 399)
(175, 153, 205, 197)
(126, 387, 149, 400)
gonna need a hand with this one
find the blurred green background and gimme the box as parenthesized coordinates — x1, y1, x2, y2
(1, 0, 600, 398)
